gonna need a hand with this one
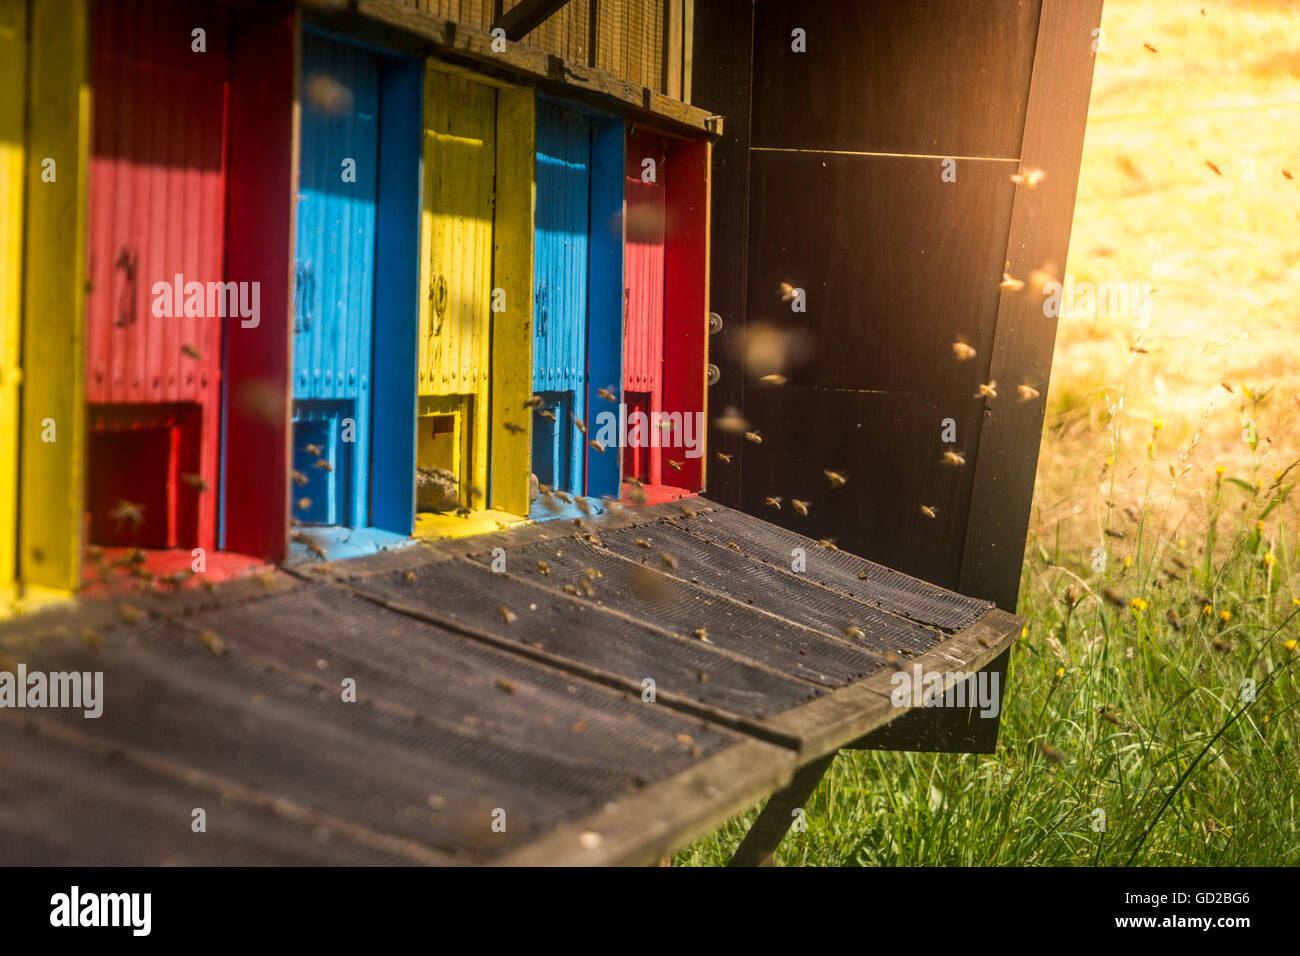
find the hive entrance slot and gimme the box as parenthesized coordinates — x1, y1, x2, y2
(85, 404, 202, 550)
(416, 405, 470, 512)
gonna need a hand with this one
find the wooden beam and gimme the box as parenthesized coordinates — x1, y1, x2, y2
(728, 751, 835, 866)
(494, 0, 574, 41)
(958, 0, 1105, 612)
(300, 0, 721, 137)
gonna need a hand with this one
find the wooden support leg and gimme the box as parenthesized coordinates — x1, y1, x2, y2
(727, 751, 836, 867)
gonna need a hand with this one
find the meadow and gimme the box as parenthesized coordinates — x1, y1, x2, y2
(679, 0, 1300, 866)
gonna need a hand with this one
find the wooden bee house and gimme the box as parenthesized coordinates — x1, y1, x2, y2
(291, 29, 422, 547)
(622, 125, 710, 500)
(416, 63, 534, 529)
(695, 0, 1102, 619)
(81, 0, 296, 573)
(530, 99, 625, 507)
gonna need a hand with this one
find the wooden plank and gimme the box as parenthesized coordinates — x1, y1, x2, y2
(0, 0, 25, 600)
(959, 0, 1104, 611)
(728, 749, 834, 866)
(660, 135, 709, 491)
(491, 84, 536, 515)
(497, 736, 792, 864)
(222, 5, 297, 562)
(763, 608, 1022, 761)
(301, 0, 720, 136)
(689, 0, 751, 507)
(371, 56, 425, 535)
(664, 0, 682, 99)
(494, 0, 574, 40)
(20, 0, 90, 592)
(750, 0, 1039, 157)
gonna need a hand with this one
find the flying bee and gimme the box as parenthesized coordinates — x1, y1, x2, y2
(498, 605, 517, 625)
(920, 505, 937, 519)
(942, 451, 966, 467)
(109, 499, 145, 528)
(555, 490, 573, 504)
(1284, 169, 1294, 180)
(589, 439, 607, 454)
(1205, 160, 1222, 176)
(1143, 42, 1158, 53)
(1130, 345, 1149, 354)
(305, 444, 324, 458)
(882, 650, 903, 670)
(1213, 637, 1231, 653)
(976, 381, 998, 400)
(824, 469, 848, 488)
(455, 506, 472, 518)
(1039, 741, 1064, 764)
(757, 373, 787, 387)
(306, 541, 328, 561)
(1101, 587, 1125, 607)
(764, 496, 782, 510)
(313, 459, 333, 472)
(1104, 528, 1125, 539)
(661, 553, 678, 569)
(858, 569, 869, 581)
(181, 473, 210, 492)
(1098, 705, 1122, 726)
(1017, 385, 1040, 401)
(692, 628, 710, 642)
(597, 387, 617, 402)
(667, 459, 683, 471)
(680, 504, 697, 519)
(292, 470, 308, 487)
(118, 604, 144, 625)
(563, 583, 578, 595)
(296, 497, 312, 512)
(537, 560, 550, 575)
(791, 499, 810, 516)
(626, 484, 647, 505)
(744, 431, 762, 444)
(713, 406, 749, 433)
(578, 578, 594, 599)
(1009, 168, 1044, 187)
(404, 570, 417, 584)
(999, 272, 1024, 291)
(818, 539, 838, 551)
(181, 344, 201, 359)
(778, 281, 797, 302)
(197, 628, 227, 657)
(504, 421, 526, 434)
(1166, 609, 1183, 631)
(496, 678, 516, 693)
(952, 341, 977, 361)
(634, 538, 652, 549)
(1221, 382, 1234, 393)
(716, 452, 733, 464)
(575, 497, 594, 517)
(523, 395, 544, 409)
(574, 417, 587, 434)
(536, 408, 556, 423)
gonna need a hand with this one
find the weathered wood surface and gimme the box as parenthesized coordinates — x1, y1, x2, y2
(0, 501, 1019, 865)
(300, 0, 719, 136)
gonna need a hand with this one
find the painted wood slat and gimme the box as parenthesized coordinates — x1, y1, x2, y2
(419, 68, 497, 511)
(0, 0, 25, 596)
(294, 32, 382, 528)
(19, 0, 90, 590)
(533, 101, 590, 493)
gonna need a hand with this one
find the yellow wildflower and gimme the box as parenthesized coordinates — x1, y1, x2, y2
(1219, 609, 1232, 623)
(1130, 597, 1148, 612)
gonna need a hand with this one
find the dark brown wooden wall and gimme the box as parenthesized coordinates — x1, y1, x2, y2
(694, 0, 1102, 609)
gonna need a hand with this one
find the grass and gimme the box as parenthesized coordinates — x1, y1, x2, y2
(678, 0, 1300, 866)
